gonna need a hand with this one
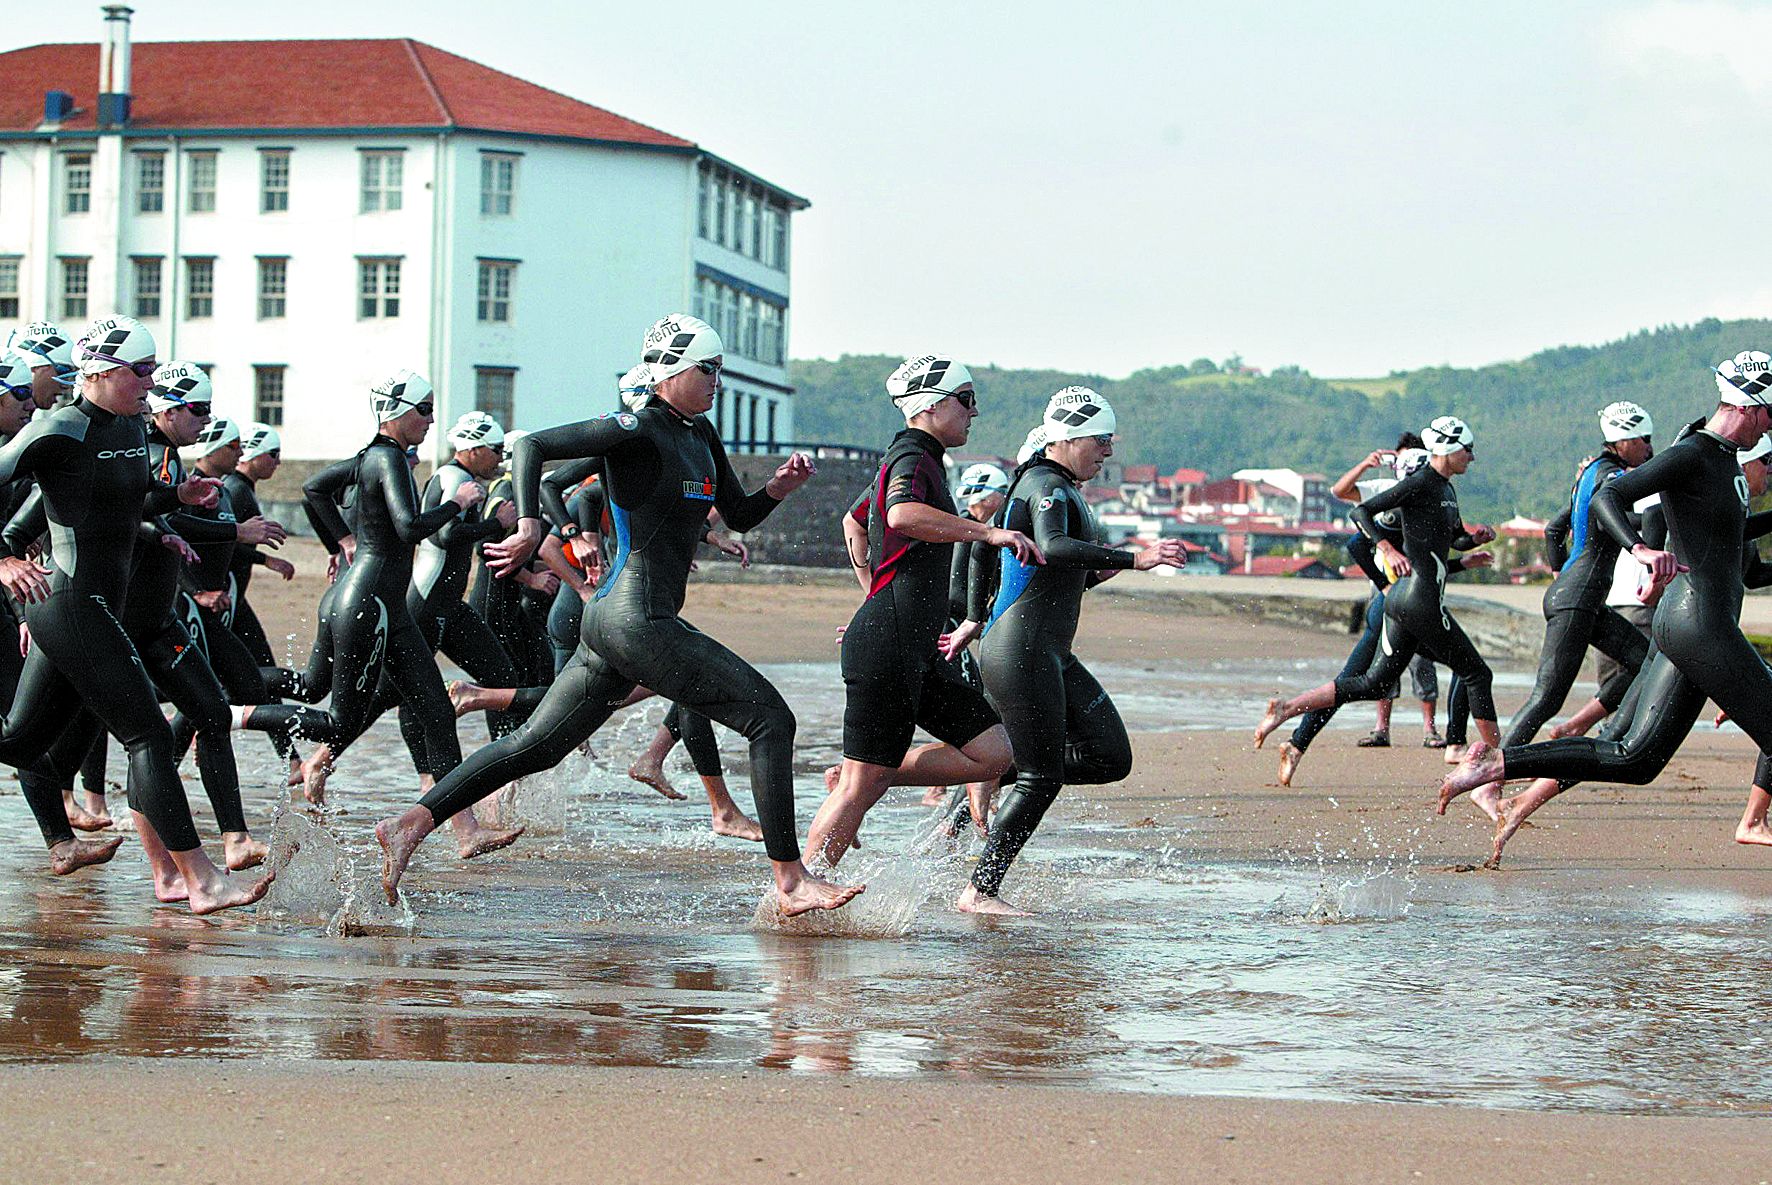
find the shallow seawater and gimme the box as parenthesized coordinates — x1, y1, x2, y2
(0, 657, 1767, 1116)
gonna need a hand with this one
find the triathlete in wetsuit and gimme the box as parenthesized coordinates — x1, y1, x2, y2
(9, 321, 78, 411)
(0, 316, 266, 912)
(0, 351, 37, 706)
(1501, 402, 1655, 749)
(470, 431, 557, 689)
(1445, 352, 1772, 836)
(1255, 416, 1503, 806)
(376, 313, 859, 918)
(960, 389, 1186, 913)
(224, 422, 298, 667)
(805, 355, 1038, 869)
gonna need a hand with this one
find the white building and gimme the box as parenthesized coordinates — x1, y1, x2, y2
(0, 11, 806, 457)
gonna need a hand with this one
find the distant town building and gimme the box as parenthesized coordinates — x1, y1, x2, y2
(0, 11, 805, 456)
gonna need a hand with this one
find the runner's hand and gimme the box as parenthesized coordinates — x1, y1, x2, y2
(338, 534, 357, 569)
(494, 501, 519, 528)
(159, 533, 198, 566)
(1463, 550, 1495, 570)
(764, 452, 817, 498)
(177, 475, 221, 508)
(0, 555, 50, 604)
(939, 619, 981, 660)
(195, 589, 231, 614)
(1134, 539, 1189, 571)
(17, 622, 27, 657)
(988, 527, 1044, 566)
(1378, 539, 1411, 577)
(235, 515, 287, 547)
(266, 556, 296, 581)
(487, 518, 543, 576)
(1466, 524, 1496, 545)
(453, 481, 485, 512)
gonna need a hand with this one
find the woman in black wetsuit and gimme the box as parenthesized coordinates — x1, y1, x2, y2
(959, 389, 1187, 914)
(1254, 416, 1503, 810)
(375, 314, 860, 918)
(1444, 350, 1772, 839)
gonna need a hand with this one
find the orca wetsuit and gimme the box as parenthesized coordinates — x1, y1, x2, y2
(840, 428, 1000, 768)
(1501, 423, 1772, 790)
(470, 472, 554, 688)
(416, 403, 800, 861)
(220, 470, 279, 666)
(0, 399, 206, 852)
(970, 458, 1133, 897)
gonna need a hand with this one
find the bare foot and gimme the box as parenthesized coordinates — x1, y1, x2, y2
(447, 679, 505, 718)
(1442, 743, 1467, 765)
(48, 835, 124, 875)
(1486, 799, 1526, 869)
(376, 813, 432, 904)
(1438, 742, 1504, 815)
(1277, 742, 1304, 787)
(152, 868, 189, 903)
(186, 867, 274, 916)
(1253, 696, 1285, 749)
(297, 747, 332, 806)
(710, 807, 764, 842)
(627, 757, 686, 801)
(286, 758, 304, 788)
(1470, 780, 1504, 823)
(456, 823, 525, 860)
(956, 884, 1033, 916)
(823, 764, 841, 795)
(81, 790, 115, 828)
(777, 875, 864, 917)
(1735, 820, 1772, 846)
(223, 833, 268, 872)
(966, 781, 991, 838)
(1547, 720, 1580, 740)
(919, 787, 947, 807)
(63, 794, 112, 832)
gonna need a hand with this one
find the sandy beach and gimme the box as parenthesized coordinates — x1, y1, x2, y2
(5, 543, 1772, 1182)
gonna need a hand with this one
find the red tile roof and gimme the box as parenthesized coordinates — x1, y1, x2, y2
(0, 40, 693, 149)
(1245, 556, 1342, 578)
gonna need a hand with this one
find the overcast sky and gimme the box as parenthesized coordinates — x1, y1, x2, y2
(13, 1, 1771, 377)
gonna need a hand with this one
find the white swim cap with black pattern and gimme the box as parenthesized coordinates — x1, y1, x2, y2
(1715, 350, 1772, 408)
(240, 422, 281, 461)
(1042, 386, 1116, 442)
(11, 321, 75, 384)
(887, 356, 974, 420)
(146, 360, 212, 413)
(1599, 401, 1653, 443)
(76, 314, 155, 376)
(619, 364, 655, 413)
(447, 410, 505, 450)
(641, 314, 723, 385)
(1016, 425, 1049, 466)
(1422, 415, 1474, 456)
(956, 463, 1010, 505)
(193, 416, 241, 456)
(371, 369, 433, 422)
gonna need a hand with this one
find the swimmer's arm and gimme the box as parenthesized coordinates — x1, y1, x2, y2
(843, 509, 871, 594)
(1543, 505, 1573, 570)
(540, 458, 602, 529)
(0, 486, 45, 560)
(512, 421, 636, 522)
(1593, 446, 1693, 554)
(1031, 491, 1134, 570)
(376, 449, 461, 544)
(968, 535, 1000, 623)
(302, 457, 357, 555)
(708, 433, 784, 533)
(1745, 510, 1772, 542)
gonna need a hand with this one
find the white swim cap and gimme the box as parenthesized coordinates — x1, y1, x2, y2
(641, 313, 723, 385)
(146, 360, 212, 413)
(76, 314, 156, 376)
(240, 422, 281, 461)
(501, 428, 528, 469)
(1016, 425, 1048, 466)
(887, 356, 974, 420)
(956, 463, 1010, 505)
(447, 410, 505, 450)
(193, 416, 241, 456)
(11, 321, 75, 385)
(1393, 447, 1431, 478)
(618, 364, 654, 413)
(1599, 401, 1653, 443)
(1043, 386, 1116, 442)
(371, 369, 433, 422)
(0, 351, 34, 398)
(1422, 416, 1474, 456)
(1742, 434, 1772, 466)
(1715, 350, 1772, 408)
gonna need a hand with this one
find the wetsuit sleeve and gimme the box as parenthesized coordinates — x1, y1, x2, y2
(160, 506, 237, 544)
(1746, 510, 1772, 542)
(1592, 445, 1701, 552)
(430, 472, 503, 547)
(0, 485, 45, 560)
(576, 483, 606, 535)
(540, 457, 604, 528)
(371, 447, 460, 544)
(847, 485, 871, 526)
(1346, 532, 1388, 588)
(968, 536, 999, 622)
(512, 418, 647, 521)
(303, 457, 358, 553)
(1349, 464, 1431, 540)
(1032, 488, 1136, 570)
(1543, 506, 1573, 570)
(707, 430, 780, 533)
(1639, 501, 1666, 551)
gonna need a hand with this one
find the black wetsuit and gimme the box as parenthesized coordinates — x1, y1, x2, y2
(416, 404, 799, 860)
(0, 399, 205, 852)
(246, 435, 463, 774)
(470, 473, 554, 688)
(969, 458, 1133, 897)
(1502, 423, 1772, 789)
(407, 459, 524, 741)
(840, 428, 999, 767)
(221, 471, 279, 666)
(1331, 464, 1496, 721)
(1501, 454, 1650, 748)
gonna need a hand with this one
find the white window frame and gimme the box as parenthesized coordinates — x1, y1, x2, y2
(257, 257, 288, 319)
(185, 257, 215, 318)
(135, 152, 165, 214)
(64, 153, 92, 214)
(476, 260, 515, 323)
(359, 151, 404, 213)
(187, 151, 217, 213)
(358, 257, 402, 318)
(60, 257, 89, 320)
(260, 149, 290, 213)
(132, 256, 162, 320)
(253, 365, 286, 427)
(474, 367, 516, 425)
(479, 153, 517, 216)
(0, 256, 19, 321)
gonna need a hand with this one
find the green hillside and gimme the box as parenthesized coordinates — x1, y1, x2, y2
(788, 317, 1772, 521)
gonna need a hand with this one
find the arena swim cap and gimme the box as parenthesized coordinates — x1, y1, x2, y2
(1392, 447, 1431, 478)
(146, 360, 212, 413)
(618, 364, 654, 412)
(76, 314, 155, 376)
(11, 321, 75, 385)
(641, 314, 723, 385)
(447, 410, 505, 450)
(1741, 433, 1772, 466)
(371, 369, 433, 422)
(1715, 350, 1772, 408)
(1042, 386, 1117, 442)
(192, 416, 241, 456)
(1422, 416, 1474, 456)
(956, 463, 1010, 505)
(0, 351, 34, 398)
(1016, 425, 1048, 466)
(1599, 401, 1654, 443)
(239, 423, 281, 461)
(887, 356, 974, 420)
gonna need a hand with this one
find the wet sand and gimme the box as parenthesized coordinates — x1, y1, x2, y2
(7, 549, 1772, 1181)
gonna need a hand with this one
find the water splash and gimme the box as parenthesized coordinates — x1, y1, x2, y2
(260, 806, 414, 936)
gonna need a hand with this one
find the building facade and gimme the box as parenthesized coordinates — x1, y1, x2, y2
(0, 24, 806, 457)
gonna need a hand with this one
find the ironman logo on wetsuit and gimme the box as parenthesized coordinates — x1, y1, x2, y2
(682, 478, 716, 502)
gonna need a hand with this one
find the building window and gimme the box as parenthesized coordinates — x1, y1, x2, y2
(480, 154, 516, 216)
(721, 286, 740, 352)
(136, 152, 165, 213)
(0, 257, 19, 320)
(748, 188, 763, 261)
(712, 169, 727, 248)
(257, 257, 287, 319)
(759, 301, 784, 366)
(358, 258, 401, 318)
(254, 365, 285, 427)
(59, 257, 89, 320)
(64, 153, 92, 214)
(772, 202, 790, 271)
(360, 151, 403, 213)
(696, 162, 711, 239)
(187, 151, 217, 213)
(475, 368, 515, 425)
(476, 260, 514, 323)
(260, 150, 290, 212)
(184, 257, 215, 318)
(132, 257, 162, 320)
(733, 187, 751, 257)
(766, 400, 777, 450)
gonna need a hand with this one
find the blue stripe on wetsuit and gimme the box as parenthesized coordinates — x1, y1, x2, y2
(982, 545, 1035, 637)
(593, 502, 632, 601)
(1561, 459, 1609, 574)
